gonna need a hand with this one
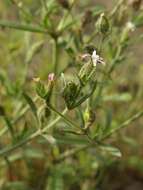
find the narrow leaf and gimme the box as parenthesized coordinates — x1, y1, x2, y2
(99, 144, 122, 157)
(23, 92, 38, 121)
(0, 20, 47, 33)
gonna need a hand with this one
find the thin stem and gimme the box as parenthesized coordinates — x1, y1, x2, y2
(53, 38, 59, 75)
(1, 108, 143, 158)
(9, 0, 32, 22)
(47, 104, 80, 130)
(55, 145, 89, 162)
(108, 44, 122, 74)
(102, 110, 143, 140)
(40, 0, 48, 10)
(0, 108, 67, 157)
(52, 38, 59, 108)
(109, 0, 125, 18)
(0, 20, 48, 34)
(41, 108, 67, 133)
(53, 109, 143, 162)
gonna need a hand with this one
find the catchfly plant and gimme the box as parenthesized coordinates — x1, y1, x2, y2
(0, 0, 143, 189)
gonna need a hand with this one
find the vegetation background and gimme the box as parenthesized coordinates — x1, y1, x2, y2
(0, 0, 143, 190)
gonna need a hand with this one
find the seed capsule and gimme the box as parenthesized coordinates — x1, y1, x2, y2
(96, 13, 110, 34)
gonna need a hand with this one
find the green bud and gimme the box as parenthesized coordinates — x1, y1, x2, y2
(62, 82, 79, 109)
(120, 22, 135, 44)
(33, 78, 47, 99)
(96, 13, 109, 34)
(78, 61, 93, 86)
(84, 108, 96, 130)
(34, 73, 55, 102)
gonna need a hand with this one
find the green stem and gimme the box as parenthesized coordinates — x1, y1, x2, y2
(40, 0, 48, 10)
(9, 0, 33, 22)
(51, 109, 143, 162)
(52, 38, 59, 108)
(102, 110, 143, 140)
(1, 109, 143, 158)
(109, 0, 125, 18)
(0, 20, 48, 34)
(55, 145, 89, 162)
(47, 104, 80, 130)
(108, 44, 122, 74)
(53, 38, 59, 75)
(0, 108, 67, 157)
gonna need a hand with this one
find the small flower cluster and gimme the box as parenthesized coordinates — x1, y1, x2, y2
(33, 73, 55, 102)
(61, 50, 105, 109)
(81, 50, 105, 67)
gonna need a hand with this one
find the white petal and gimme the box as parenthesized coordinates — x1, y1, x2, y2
(92, 50, 97, 59)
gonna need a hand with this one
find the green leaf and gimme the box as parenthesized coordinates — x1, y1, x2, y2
(103, 108, 113, 135)
(46, 172, 64, 190)
(23, 92, 38, 121)
(36, 81, 47, 99)
(53, 134, 89, 145)
(92, 5, 105, 17)
(133, 12, 143, 27)
(0, 105, 15, 138)
(99, 144, 122, 157)
(0, 20, 47, 33)
(103, 93, 132, 102)
(24, 147, 45, 159)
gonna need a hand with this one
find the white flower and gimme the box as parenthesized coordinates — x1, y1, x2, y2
(126, 22, 135, 32)
(91, 50, 105, 66)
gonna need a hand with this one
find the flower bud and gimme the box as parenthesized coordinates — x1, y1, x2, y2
(62, 82, 78, 109)
(78, 61, 93, 86)
(120, 21, 135, 43)
(45, 73, 55, 103)
(96, 13, 109, 34)
(33, 73, 55, 102)
(84, 108, 96, 130)
(33, 78, 47, 99)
